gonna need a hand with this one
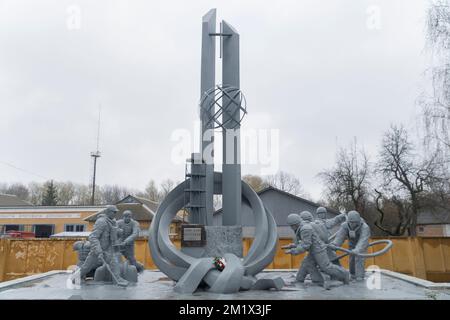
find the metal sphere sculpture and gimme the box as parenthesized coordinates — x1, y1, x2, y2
(200, 85, 247, 130)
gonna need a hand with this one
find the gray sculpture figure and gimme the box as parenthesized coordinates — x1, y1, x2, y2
(315, 207, 347, 236)
(285, 211, 350, 287)
(286, 213, 326, 286)
(73, 240, 91, 267)
(331, 210, 371, 281)
(117, 210, 144, 273)
(315, 206, 347, 266)
(78, 205, 128, 287)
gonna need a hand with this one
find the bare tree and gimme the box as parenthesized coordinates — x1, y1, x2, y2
(373, 189, 413, 236)
(160, 179, 176, 200)
(55, 181, 76, 205)
(375, 124, 441, 235)
(421, 0, 450, 153)
(27, 182, 44, 205)
(264, 171, 305, 196)
(1, 183, 30, 200)
(100, 185, 132, 204)
(318, 143, 370, 213)
(243, 174, 268, 192)
(144, 179, 161, 202)
(71, 184, 93, 205)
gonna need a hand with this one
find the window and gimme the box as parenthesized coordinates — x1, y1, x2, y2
(4, 225, 24, 232)
(33, 225, 54, 238)
(65, 224, 85, 232)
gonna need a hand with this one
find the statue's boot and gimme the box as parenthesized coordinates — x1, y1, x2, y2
(321, 273, 331, 290)
(115, 277, 129, 287)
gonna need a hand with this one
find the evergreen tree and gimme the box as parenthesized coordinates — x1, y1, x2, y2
(41, 180, 58, 206)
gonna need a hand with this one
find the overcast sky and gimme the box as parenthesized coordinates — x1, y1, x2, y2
(0, 0, 429, 201)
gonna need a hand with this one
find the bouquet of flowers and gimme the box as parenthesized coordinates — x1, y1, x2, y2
(213, 257, 226, 271)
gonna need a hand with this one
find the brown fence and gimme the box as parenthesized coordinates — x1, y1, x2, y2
(1, 237, 449, 282)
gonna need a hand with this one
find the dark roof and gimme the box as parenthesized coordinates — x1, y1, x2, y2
(84, 195, 181, 222)
(0, 194, 33, 207)
(132, 196, 159, 213)
(116, 195, 159, 213)
(214, 186, 340, 216)
(417, 209, 450, 225)
(84, 203, 152, 222)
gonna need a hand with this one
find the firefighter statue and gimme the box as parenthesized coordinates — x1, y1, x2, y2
(117, 210, 144, 273)
(284, 211, 350, 289)
(330, 210, 371, 281)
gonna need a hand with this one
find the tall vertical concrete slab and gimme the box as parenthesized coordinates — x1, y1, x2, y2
(200, 9, 216, 225)
(221, 20, 241, 226)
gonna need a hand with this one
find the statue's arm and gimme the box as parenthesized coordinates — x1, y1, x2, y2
(89, 219, 105, 254)
(326, 212, 347, 229)
(331, 224, 347, 247)
(294, 227, 312, 253)
(123, 222, 140, 245)
(354, 225, 371, 253)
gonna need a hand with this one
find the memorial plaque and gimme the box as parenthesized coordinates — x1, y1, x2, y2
(181, 224, 206, 247)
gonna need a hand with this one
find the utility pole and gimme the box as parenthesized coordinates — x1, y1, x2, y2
(90, 106, 101, 205)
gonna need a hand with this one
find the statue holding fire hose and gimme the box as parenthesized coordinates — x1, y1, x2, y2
(284, 209, 392, 289)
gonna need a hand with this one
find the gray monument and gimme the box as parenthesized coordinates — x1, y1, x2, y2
(285, 211, 350, 289)
(117, 210, 145, 273)
(71, 205, 138, 287)
(284, 210, 393, 289)
(330, 211, 371, 281)
(149, 9, 283, 294)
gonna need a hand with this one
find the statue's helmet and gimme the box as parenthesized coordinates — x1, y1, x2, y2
(316, 206, 327, 219)
(123, 210, 132, 217)
(299, 211, 314, 222)
(106, 205, 119, 212)
(286, 213, 302, 226)
(105, 205, 119, 214)
(347, 211, 361, 223)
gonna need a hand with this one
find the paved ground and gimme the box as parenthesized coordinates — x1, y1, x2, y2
(0, 270, 449, 300)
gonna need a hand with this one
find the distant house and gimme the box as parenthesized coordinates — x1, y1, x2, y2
(0, 204, 106, 238)
(84, 195, 183, 238)
(0, 193, 182, 239)
(214, 186, 340, 237)
(0, 194, 33, 207)
(417, 208, 450, 237)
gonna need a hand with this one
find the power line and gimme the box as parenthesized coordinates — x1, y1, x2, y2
(0, 160, 49, 180)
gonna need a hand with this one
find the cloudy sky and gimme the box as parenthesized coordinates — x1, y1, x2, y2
(0, 0, 429, 200)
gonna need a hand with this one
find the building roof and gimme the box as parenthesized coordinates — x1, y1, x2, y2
(418, 208, 450, 225)
(0, 205, 106, 213)
(214, 185, 340, 216)
(50, 232, 91, 238)
(84, 195, 182, 222)
(0, 194, 33, 207)
(131, 196, 159, 213)
(84, 203, 153, 222)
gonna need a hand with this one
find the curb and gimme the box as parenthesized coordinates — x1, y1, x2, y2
(0, 270, 69, 291)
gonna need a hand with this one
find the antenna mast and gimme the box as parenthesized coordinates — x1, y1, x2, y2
(90, 106, 101, 205)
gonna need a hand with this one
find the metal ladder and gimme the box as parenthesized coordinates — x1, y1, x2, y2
(183, 153, 207, 224)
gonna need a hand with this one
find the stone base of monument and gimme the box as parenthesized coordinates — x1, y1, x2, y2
(0, 269, 449, 300)
(180, 226, 243, 258)
(204, 226, 243, 257)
